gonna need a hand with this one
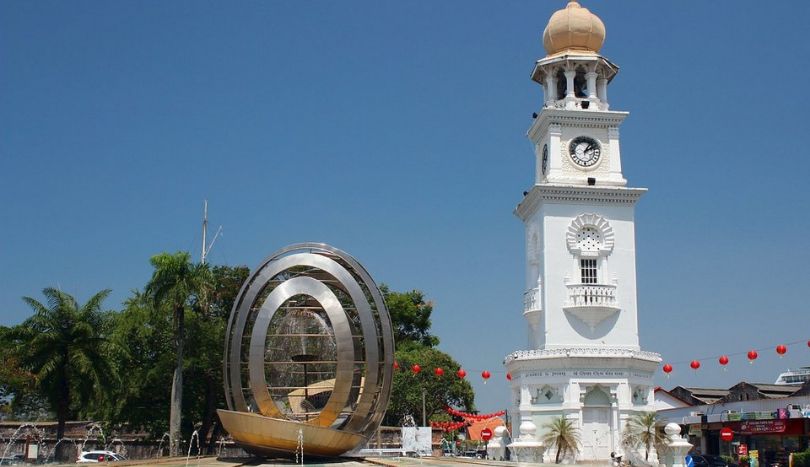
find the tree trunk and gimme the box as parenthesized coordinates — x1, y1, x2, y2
(170, 305, 185, 457)
(209, 418, 223, 456)
(555, 443, 562, 464)
(56, 367, 69, 461)
(199, 373, 217, 453)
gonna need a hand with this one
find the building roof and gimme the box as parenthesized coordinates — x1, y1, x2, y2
(654, 387, 693, 406)
(718, 382, 801, 403)
(667, 381, 803, 406)
(672, 386, 730, 405)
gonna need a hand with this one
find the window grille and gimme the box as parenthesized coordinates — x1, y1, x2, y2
(580, 259, 598, 284)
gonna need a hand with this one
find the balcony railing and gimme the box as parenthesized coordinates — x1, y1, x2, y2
(566, 284, 617, 308)
(523, 287, 541, 314)
(563, 283, 620, 328)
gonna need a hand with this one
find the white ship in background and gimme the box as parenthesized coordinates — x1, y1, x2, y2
(774, 366, 810, 385)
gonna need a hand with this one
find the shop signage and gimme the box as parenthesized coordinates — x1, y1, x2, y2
(720, 427, 734, 442)
(688, 425, 703, 436)
(738, 444, 748, 456)
(739, 420, 786, 434)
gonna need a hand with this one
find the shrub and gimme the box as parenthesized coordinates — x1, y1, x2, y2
(793, 449, 810, 467)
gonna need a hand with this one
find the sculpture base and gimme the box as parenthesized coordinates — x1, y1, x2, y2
(218, 410, 367, 458)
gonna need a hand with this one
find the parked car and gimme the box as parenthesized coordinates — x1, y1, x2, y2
(691, 454, 737, 467)
(76, 451, 126, 463)
(0, 454, 24, 465)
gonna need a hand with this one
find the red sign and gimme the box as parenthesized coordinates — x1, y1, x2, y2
(738, 444, 748, 456)
(720, 427, 733, 442)
(481, 428, 493, 441)
(739, 420, 786, 434)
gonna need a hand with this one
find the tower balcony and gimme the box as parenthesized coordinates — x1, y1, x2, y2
(563, 283, 620, 329)
(523, 287, 542, 314)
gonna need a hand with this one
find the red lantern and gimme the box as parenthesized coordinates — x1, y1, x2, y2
(776, 345, 787, 357)
(662, 363, 673, 376)
(506, 372, 512, 381)
(412, 364, 421, 374)
(747, 350, 758, 363)
(482, 370, 491, 383)
(690, 360, 701, 370)
(393, 361, 400, 370)
(434, 367, 444, 377)
(457, 368, 467, 379)
(719, 355, 729, 367)
(807, 340, 810, 348)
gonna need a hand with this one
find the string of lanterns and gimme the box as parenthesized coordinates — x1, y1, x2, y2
(428, 407, 508, 432)
(445, 406, 506, 420)
(430, 420, 468, 432)
(392, 362, 500, 382)
(662, 339, 809, 376)
(394, 339, 810, 381)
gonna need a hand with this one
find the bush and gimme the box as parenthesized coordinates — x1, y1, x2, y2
(793, 450, 810, 467)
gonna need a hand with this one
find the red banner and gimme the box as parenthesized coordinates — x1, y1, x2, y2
(738, 420, 786, 434)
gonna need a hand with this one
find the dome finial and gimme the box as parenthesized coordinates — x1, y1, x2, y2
(542, 0, 606, 56)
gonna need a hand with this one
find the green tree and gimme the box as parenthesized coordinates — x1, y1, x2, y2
(381, 286, 473, 426)
(107, 265, 248, 452)
(102, 291, 175, 436)
(9, 288, 113, 440)
(0, 326, 49, 421)
(542, 415, 581, 464)
(145, 252, 211, 455)
(382, 342, 474, 426)
(621, 411, 664, 462)
(381, 286, 439, 347)
(185, 265, 248, 452)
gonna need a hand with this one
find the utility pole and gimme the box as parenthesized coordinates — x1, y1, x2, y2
(422, 388, 427, 427)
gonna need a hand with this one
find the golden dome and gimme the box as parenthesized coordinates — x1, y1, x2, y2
(542, 0, 605, 56)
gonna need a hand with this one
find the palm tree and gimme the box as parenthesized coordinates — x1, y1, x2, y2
(542, 415, 581, 464)
(13, 288, 113, 441)
(145, 252, 210, 456)
(622, 411, 665, 461)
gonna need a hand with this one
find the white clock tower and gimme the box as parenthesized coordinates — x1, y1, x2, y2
(504, 1, 661, 462)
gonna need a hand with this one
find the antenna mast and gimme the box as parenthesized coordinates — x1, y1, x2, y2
(201, 200, 208, 264)
(201, 199, 223, 265)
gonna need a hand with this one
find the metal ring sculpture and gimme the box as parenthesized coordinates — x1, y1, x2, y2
(220, 243, 394, 457)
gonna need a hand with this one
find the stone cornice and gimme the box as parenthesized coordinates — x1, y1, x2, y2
(515, 184, 647, 221)
(504, 347, 662, 365)
(528, 108, 628, 143)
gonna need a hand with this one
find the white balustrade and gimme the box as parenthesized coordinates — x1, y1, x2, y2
(566, 284, 617, 308)
(523, 287, 541, 313)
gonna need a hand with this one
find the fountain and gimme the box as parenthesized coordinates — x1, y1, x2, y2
(44, 437, 80, 463)
(79, 423, 106, 453)
(185, 430, 200, 467)
(507, 420, 546, 465)
(1, 423, 46, 463)
(218, 244, 395, 458)
(105, 438, 127, 459)
(295, 428, 303, 466)
(156, 432, 171, 458)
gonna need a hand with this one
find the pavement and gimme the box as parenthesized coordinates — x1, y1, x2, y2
(68, 455, 610, 466)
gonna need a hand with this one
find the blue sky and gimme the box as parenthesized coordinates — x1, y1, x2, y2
(2, 1, 810, 413)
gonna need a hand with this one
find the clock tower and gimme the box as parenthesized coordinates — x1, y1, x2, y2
(505, 1, 661, 462)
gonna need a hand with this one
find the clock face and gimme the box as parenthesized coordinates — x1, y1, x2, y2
(541, 144, 548, 175)
(569, 136, 601, 167)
